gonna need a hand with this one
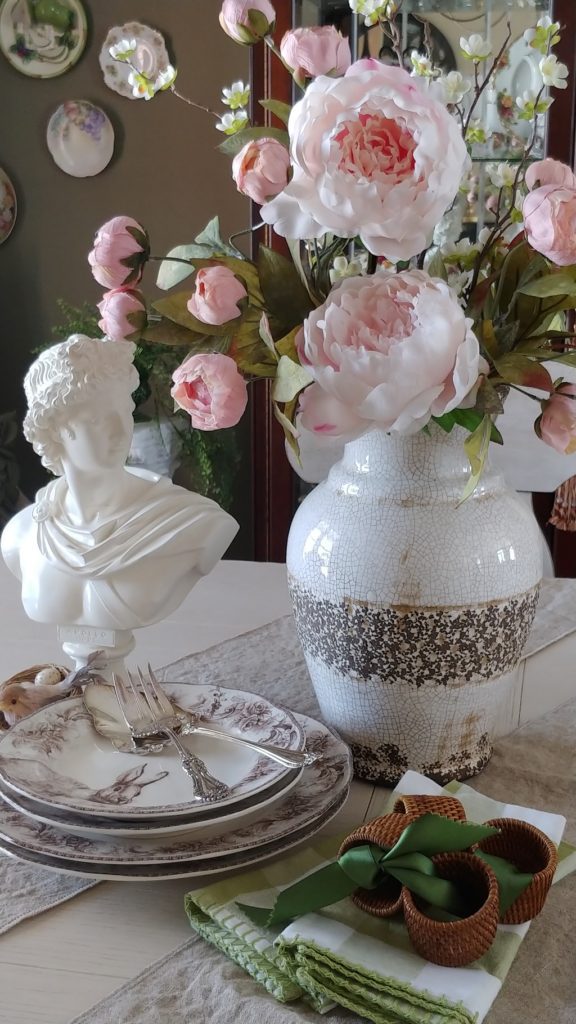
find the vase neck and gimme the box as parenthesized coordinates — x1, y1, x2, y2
(338, 426, 499, 499)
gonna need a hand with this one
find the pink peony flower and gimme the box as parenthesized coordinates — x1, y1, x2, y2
(88, 216, 149, 289)
(187, 266, 248, 325)
(280, 27, 351, 81)
(171, 352, 248, 430)
(298, 270, 482, 436)
(538, 384, 576, 454)
(261, 61, 468, 261)
(525, 158, 576, 191)
(523, 184, 576, 266)
(97, 287, 147, 341)
(219, 0, 275, 44)
(232, 137, 290, 205)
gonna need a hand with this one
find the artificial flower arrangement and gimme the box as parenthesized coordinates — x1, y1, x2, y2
(87, 0, 576, 495)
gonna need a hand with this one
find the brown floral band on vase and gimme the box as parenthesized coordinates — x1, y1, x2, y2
(477, 817, 558, 924)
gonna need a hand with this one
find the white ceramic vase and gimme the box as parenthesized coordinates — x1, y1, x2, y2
(286, 425, 543, 784)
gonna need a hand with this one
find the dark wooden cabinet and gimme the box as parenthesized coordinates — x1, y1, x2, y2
(249, 1, 576, 567)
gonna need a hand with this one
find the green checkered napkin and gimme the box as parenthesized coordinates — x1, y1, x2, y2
(185, 771, 576, 1024)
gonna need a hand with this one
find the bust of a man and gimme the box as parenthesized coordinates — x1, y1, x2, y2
(1, 336, 238, 637)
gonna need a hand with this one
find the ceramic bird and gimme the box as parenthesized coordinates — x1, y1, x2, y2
(0, 650, 105, 726)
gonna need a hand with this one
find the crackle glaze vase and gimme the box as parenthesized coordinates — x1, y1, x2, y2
(286, 425, 543, 784)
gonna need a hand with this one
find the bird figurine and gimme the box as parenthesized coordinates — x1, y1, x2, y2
(0, 650, 105, 727)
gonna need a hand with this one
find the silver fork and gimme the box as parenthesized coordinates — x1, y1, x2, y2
(145, 664, 317, 769)
(112, 671, 231, 803)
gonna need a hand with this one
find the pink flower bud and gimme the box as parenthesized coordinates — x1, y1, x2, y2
(538, 384, 576, 454)
(219, 0, 275, 45)
(280, 26, 351, 81)
(171, 353, 248, 430)
(187, 266, 248, 326)
(97, 287, 147, 341)
(523, 184, 576, 266)
(525, 158, 576, 192)
(88, 216, 149, 289)
(232, 137, 290, 205)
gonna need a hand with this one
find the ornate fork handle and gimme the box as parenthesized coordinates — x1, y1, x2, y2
(133, 722, 230, 801)
(180, 721, 317, 769)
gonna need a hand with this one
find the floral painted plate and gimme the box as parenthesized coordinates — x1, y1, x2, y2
(46, 100, 114, 177)
(99, 21, 170, 99)
(0, 166, 16, 243)
(0, 0, 87, 79)
(0, 782, 349, 881)
(0, 711, 351, 874)
(0, 683, 305, 820)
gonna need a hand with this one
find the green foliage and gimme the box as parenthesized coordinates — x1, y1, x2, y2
(0, 411, 20, 528)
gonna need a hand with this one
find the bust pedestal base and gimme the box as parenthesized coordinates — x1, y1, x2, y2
(58, 625, 135, 681)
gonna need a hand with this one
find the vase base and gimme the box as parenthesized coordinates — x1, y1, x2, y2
(349, 734, 493, 786)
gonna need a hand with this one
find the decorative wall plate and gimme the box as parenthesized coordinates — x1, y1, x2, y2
(46, 100, 114, 177)
(0, 684, 305, 820)
(0, 711, 351, 876)
(0, 166, 16, 243)
(0, 0, 87, 79)
(99, 21, 170, 99)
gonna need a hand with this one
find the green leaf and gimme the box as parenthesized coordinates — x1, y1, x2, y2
(425, 249, 448, 282)
(519, 271, 576, 298)
(230, 313, 277, 377)
(493, 354, 554, 392)
(258, 312, 278, 359)
(156, 244, 216, 290)
(433, 408, 485, 434)
(218, 125, 289, 156)
(259, 99, 291, 126)
(275, 325, 302, 361)
(460, 414, 493, 505)
(475, 377, 506, 416)
(194, 216, 243, 258)
(141, 319, 215, 348)
(258, 246, 314, 331)
(272, 355, 313, 403)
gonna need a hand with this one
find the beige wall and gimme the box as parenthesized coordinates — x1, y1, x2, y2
(0, 1, 250, 519)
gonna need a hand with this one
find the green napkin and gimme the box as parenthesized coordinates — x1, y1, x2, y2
(185, 775, 576, 1024)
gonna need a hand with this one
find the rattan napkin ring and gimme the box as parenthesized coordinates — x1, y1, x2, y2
(338, 812, 413, 917)
(477, 816, 558, 924)
(393, 793, 467, 822)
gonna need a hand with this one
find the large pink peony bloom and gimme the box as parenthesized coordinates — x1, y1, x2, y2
(298, 270, 482, 436)
(261, 62, 468, 261)
(232, 137, 290, 205)
(539, 384, 576, 454)
(280, 26, 351, 80)
(88, 216, 149, 289)
(171, 352, 248, 430)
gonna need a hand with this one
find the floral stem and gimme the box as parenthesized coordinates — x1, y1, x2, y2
(367, 253, 378, 275)
(170, 85, 220, 119)
(148, 255, 197, 267)
(464, 23, 512, 133)
(508, 383, 545, 402)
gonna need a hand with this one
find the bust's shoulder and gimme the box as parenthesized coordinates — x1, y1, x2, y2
(1, 503, 34, 572)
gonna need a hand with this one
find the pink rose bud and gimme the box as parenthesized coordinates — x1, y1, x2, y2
(280, 26, 351, 82)
(88, 216, 149, 289)
(525, 158, 576, 192)
(232, 137, 290, 205)
(171, 352, 248, 430)
(538, 384, 576, 455)
(187, 266, 248, 325)
(523, 184, 576, 266)
(97, 287, 147, 342)
(219, 0, 275, 45)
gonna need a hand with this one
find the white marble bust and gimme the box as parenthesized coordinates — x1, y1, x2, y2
(1, 336, 239, 646)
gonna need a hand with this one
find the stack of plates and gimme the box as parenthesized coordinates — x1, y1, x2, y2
(0, 682, 351, 880)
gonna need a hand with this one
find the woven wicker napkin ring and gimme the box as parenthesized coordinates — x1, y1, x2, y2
(338, 812, 417, 917)
(477, 817, 558, 924)
(393, 794, 467, 822)
(402, 851, 500, 968)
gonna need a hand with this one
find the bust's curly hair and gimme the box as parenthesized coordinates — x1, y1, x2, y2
(23, 335, 140, 475)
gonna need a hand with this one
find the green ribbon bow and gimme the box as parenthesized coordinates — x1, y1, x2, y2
(238, 814, 534, 928)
